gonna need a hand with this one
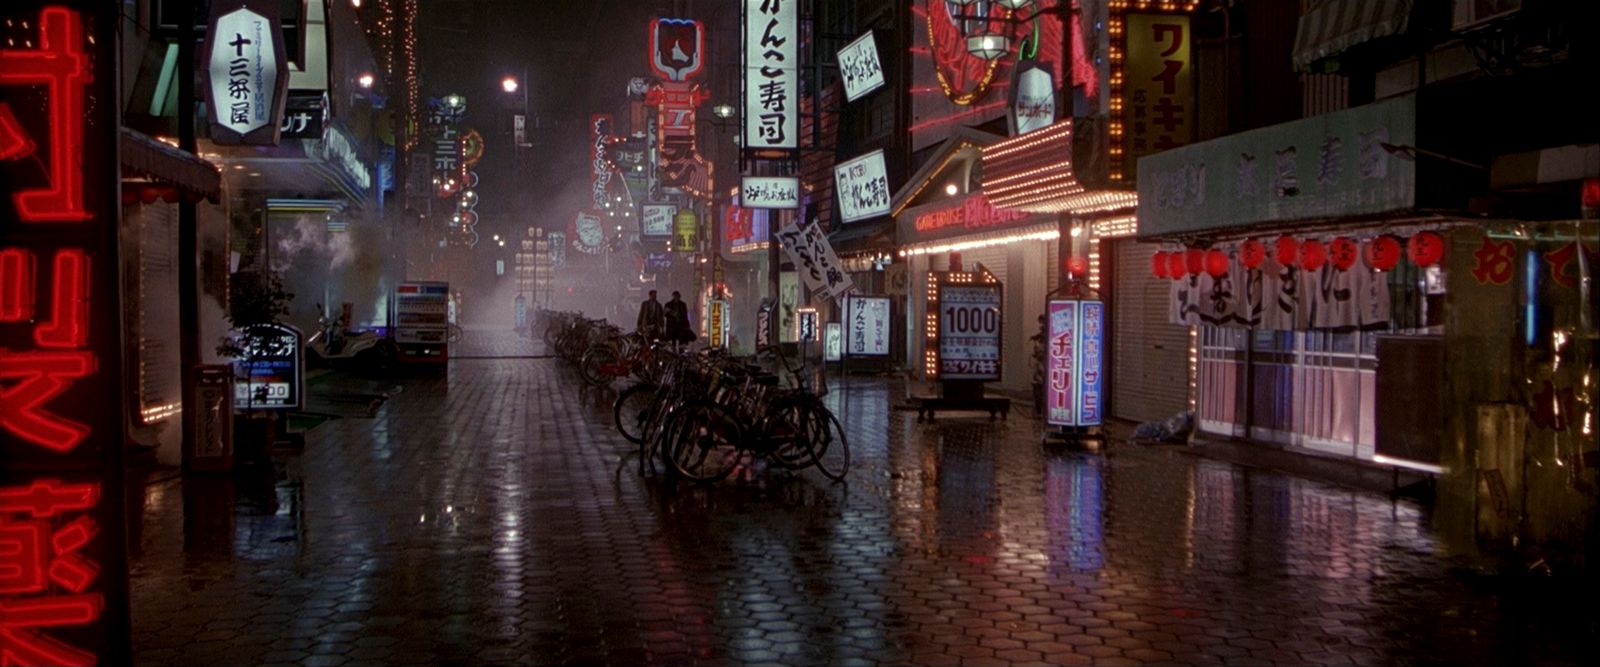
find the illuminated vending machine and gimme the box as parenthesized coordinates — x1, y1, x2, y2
(395, 281, 451, 365)
(1042, 298, 1105, 444)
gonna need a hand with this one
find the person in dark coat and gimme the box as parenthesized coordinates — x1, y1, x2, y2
(664, 291, 695, 345)
(636, 290, 665, 339)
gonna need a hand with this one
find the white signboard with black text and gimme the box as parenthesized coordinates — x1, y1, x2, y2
(205, 2, 289, 145)
(775, 221, 854, 300)
(834, 149, 891, 223)
(641, 203, 676, 238)
(939, 285, 1002, 380)
(741, 176, 801, 210)
(838, 31, 886, 102)
(845, 295, 891, 357)
(743, 0, 797, 150)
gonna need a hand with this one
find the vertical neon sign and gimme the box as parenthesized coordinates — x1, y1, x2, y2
(1, 4, 130, 665)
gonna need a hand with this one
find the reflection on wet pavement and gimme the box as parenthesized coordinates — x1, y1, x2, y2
(129, 332, 1595, 666)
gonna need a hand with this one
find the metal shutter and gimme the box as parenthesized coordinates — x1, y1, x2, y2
(1111, 240, 1190, 424)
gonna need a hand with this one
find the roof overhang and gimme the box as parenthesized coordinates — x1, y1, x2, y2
(981, 118, 1137, 216)
(120, 128, 222, 203)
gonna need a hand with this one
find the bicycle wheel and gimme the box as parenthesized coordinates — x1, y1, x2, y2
(806, 406, 850, 482)
(613, 383, 659, 444)
(660, 400, 744, 483)
(763, 395, 818, 470)
(580, 347, 618, 387)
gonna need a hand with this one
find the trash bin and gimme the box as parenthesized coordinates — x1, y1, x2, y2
(185, 364, 234, 473)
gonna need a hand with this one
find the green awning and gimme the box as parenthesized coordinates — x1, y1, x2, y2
(1293, 0, 1414, 72)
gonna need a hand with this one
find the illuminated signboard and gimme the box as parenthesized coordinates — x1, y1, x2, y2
(203, 0, 290, 145)
(838, 31, 885, 102)
(924, 267, 1002, 381)
(1124, 14, 1193, 171)
(641, 203, 675, 238)
(230, 323, 304, 410)
(1, 3, 132, 664)
(834, 149, 891, 223)
(798, 307, 818, 343)
(845, 295, 891, 357)
(741, 176, 800, 210)
(707, 299, 729, 349)
(742, 0, 797, 150)
(824, 323, 842, 362)
(673, 209, 697, 253)
(649, 17, 705, 82)
(1046, 299, 1105, 427)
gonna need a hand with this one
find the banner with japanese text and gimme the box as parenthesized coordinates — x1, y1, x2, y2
(743, 0, 797, 150)
(775, 221, 854, 300)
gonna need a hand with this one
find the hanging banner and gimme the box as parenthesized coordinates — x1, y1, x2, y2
(1046, 300, 1104, 428)
(824, 323, 843, 361)
(204, 0, 290, 145)
(838, 31, 886, 102)
(641, 203, 676, 238)
(834, 149, 892, 223)
(775, 221, 854, 300)
(743, 0, 798, 150)
(1, 4, 132, 664)
(846, 295, 892, 357)
(938, 284, 1003, 380)
(741, 176, 801, 209)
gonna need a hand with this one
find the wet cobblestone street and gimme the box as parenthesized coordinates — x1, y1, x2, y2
(128, 332, 1595, 666)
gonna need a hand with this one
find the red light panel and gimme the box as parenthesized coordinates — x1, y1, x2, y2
(0, 249, 35, 322)
(0, 7, 90, 222)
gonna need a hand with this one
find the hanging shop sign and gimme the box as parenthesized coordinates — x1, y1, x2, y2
(641, 203, 676, 238)
(741, 176, 801, 210)
(646, 81, 711, 196)
(674, 209, 698, 252)
(846, 295, 892, 357)
(756, 301, 774, 350)
(649, 17, 706, 82)
(572, 211, 605, 254)
(798, 307, 819, 343)
(0, 4, 132, 664)
(934, 276, 1004, 381)
(743, 0, 797, 150)
(230, 323, 303, 410)
(708, 299, 730, 348)
(1123, 13, 1193, 167)
(1045, 300, 1104, 428)
(1139, 94, 1417, 237)
(428, 95, 467, 198)
(775, 220, 855, 300)
(1008, 58, 1057, 137)
(644, 252, 673, 273)
(279, 92, 327, 139)
(838, 31, 886, 102)
(824, 323, 843, 361)
(591, 114, 614, 211)
(204, 0, 290, 145)
(834, 149, 891, 223)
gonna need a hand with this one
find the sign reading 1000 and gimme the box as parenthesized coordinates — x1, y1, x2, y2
(938, 285, 1002, 380)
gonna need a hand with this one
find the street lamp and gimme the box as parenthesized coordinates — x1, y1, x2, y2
(712, 103, 736, 119)
(357, 72, 375, 89)
(501, 76, 519, 94)
(948, 0, 1060, 61)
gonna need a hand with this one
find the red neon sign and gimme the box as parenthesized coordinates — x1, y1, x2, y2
(0, 7, 89, 222)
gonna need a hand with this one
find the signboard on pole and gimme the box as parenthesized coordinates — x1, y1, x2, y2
(0, 4, 132, 663)
(231, 323, 304, 410)
(834, 149, 891, 223)
(1046, 299, 1105, 427)
(756, 299, 774, 351)
(845, 295, 891, 357)
(775, 220, 854, 300)
(741, 176, 801, 210)
(838, 31, 886, 102)
(708, 299, 729, 348)
(204, 0, 290, 145)
(743, 0, 798, 150)
(641, 203, 676, 238)
(798, 308, 819, 343)
(938, 284, 1003, 380)
(824, 323, 843, 361)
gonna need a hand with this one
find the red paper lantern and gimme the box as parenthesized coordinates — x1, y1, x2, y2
(1364, 235, 1402, 271)
(1185, 247, 1205, 275)
(1239, 238, 1266, 269)
(1067, 256, 1089, 277)
(1300, 239, 1328, 271)
(1204, 249, 1229, 277)
(1274, 235, 1299, 267)
(1151, 251, 1169, 278)
(1168, 251, 1188, 279)
(1330, 237, 1359, 271)
(1407, 231, 1445, 266)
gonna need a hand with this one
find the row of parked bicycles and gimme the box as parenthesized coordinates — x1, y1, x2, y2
(537, 310, 850, 483)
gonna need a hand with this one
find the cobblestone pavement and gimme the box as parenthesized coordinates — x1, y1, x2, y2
(129, 331, 1596, 666)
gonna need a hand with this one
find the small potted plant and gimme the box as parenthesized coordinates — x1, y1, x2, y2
(216, 270, 294, 467)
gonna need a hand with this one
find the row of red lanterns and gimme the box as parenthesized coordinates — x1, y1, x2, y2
(1151, 232, 1446, 280)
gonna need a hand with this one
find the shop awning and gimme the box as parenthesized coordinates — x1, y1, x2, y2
(980, 119, 1137, 215)
(1292, 0, 1414, 72)
(120, 128, 222, 203)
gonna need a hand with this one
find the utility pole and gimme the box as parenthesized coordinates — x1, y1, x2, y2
(178, 0, 201, 470)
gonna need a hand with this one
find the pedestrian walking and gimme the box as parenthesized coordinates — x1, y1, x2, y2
(664, 291, 695, 346)
(1030, 314, 1047, 418)
(637, 290, 665, 340)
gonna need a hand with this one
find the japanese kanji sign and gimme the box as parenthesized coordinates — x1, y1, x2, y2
(1124, 14, 1192, 168)
(838, 31, 885, 102)
(833, 150, 891, 223)
(741, 176, 800, 210)
(743, 0, 797, 150)
(204, 0, 290, 145)
(641, 203, 676, 238)
(775, 220, 854, 300)
(1046, 300, 1104, 428)
(845, 296, 891, 357)
(938, 284, 1002, 380)
(279, 92, 326, 139)
(229, 324, 303, 410)
(1, 4, 131, 664)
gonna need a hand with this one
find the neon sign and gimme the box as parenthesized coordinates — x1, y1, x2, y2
(1, 4, 130, 664)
